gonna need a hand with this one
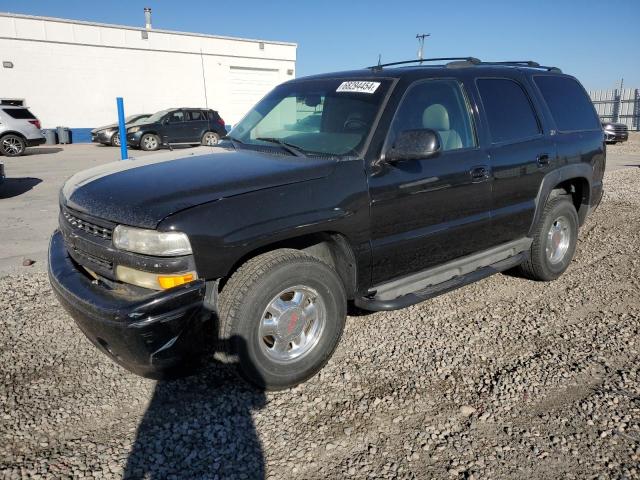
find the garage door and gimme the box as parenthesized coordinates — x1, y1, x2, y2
(229, 66, 280, 124)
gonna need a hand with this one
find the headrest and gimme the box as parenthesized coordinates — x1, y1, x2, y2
(422, 104, 450, 131)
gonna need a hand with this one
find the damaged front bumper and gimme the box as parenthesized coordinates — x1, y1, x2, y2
(48, 230, 211, 378)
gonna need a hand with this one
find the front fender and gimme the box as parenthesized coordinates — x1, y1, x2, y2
(159, 160, 371, 287)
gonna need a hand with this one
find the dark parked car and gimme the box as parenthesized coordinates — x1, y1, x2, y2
(49, 58, 605, 390)
(601, 121, 628, 144)
(0, 160, 5, 187)
(126, 108, 227, 151)
(91, 114, 151, 147)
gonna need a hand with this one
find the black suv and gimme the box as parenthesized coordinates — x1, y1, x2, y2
(126, 108, 227, 151)
(49, 58, 605, 389)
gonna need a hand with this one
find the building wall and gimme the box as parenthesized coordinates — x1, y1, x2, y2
(0, 14, 297, 130)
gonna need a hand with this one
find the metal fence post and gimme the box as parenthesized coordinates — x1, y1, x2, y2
(116, 97, 128, 160)
(634, 89, 640, 131)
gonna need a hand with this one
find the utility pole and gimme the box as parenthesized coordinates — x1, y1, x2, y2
(416, 33, 430, 62)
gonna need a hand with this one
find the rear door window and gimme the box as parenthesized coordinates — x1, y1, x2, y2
(3, 108, 35, 119)
(187, 110, 205, 122)
(477, 78, 541, 144)
(533, 76, 600, 131)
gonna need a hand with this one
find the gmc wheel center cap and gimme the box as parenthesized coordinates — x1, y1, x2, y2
(278, 307, 305, 339)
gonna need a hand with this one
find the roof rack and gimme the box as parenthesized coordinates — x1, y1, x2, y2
(478, 61, 562, 73)
(368, 57, 481, 70)
(367, 57, 561, 73)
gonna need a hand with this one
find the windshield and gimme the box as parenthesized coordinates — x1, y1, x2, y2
(144, 109, 171, 124)
(228, 78, 391, 156)
(127, 114, 151, 126)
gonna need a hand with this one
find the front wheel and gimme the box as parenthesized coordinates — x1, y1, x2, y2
(517, 193, 579, 281)
(140, 133, 160, 151)
(218, 249, 347, 390)
(111, 133, 121, 147)
(0, 134, 26, 157)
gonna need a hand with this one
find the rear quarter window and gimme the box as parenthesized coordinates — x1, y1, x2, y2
(533, 76, 600, 132)
(3, 108, 35, 120)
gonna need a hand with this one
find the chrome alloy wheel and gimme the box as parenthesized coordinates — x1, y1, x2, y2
(2, 136, 24, 155)
(546, 215, 571, 264)
(143, 135, 158, 150)
(259, 286, 326, 363)
(203, 132, 219, 146)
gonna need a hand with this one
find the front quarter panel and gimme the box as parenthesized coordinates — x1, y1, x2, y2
(158, 160, 372, 291)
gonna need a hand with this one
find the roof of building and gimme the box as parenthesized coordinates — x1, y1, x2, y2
(0, 12, 297, 47)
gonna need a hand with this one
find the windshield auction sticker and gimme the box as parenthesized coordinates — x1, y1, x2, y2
(336, 81, 381, 94)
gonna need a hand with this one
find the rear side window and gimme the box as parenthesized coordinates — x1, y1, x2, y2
(534, 76, 600, 131)
(3, 108, 35, 119)
(477, 78, 540, 143)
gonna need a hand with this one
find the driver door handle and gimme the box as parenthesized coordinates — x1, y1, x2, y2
(470, 165, 491, 182)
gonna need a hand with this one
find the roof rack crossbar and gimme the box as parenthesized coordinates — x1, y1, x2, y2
(368, 57, 481, 70)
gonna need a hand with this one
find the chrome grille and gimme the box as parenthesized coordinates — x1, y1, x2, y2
(62, 210, 113, 240)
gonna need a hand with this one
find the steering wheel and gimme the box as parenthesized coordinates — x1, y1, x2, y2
(343, 115, 368, 131)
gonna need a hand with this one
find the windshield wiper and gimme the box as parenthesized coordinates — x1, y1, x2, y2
(255, 137, 307, 157)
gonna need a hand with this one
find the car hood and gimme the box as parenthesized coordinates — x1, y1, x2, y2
(91, 123, 119, 133)
(62, 146, 337, 228)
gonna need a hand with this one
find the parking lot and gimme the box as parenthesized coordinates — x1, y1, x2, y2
(1, 139, 640, 479)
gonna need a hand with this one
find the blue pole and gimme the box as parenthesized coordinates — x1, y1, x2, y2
(116, 97, 128, 160)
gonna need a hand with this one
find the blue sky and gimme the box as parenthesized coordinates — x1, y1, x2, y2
(2, 0, 638, 90)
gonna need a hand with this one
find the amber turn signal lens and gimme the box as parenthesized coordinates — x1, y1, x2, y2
(157, 273, 195, 289)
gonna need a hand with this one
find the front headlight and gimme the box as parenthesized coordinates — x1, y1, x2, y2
(127, 126, 140, 133)
(113, 225, 192, 256)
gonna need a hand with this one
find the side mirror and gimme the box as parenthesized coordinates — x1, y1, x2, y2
(384, 129, 441, 163)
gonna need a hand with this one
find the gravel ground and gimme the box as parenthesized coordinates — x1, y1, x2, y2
(610, 132, 640, 155)
(1, 168, 640, 480)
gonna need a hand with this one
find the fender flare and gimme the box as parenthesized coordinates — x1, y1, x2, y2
(529, 163, 593, 235)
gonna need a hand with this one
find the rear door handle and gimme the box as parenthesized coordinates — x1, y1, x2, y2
(537, 153, 550, 166)
(470, 165, 490, 182)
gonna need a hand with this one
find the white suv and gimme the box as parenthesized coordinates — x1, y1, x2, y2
(0, 106, 46, 157)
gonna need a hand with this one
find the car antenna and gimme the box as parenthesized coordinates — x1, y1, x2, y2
(377, 54, 382, 68)
(416, 33, 431, 64)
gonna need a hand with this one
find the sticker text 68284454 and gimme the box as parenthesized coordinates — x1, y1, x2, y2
(336, 81, 381, 94)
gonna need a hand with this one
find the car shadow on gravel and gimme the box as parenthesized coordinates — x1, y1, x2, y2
(0, 177, 42, 199)
(123, 336, 267, 479)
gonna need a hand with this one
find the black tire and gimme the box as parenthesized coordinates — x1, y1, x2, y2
(218, 249, 347, 390)
(110, 133, 121, 147)
(517, 193, 579, 281)
(201, 131, 220, 146)
(140, 133, 160, 151)
(0, 134, 26, 157)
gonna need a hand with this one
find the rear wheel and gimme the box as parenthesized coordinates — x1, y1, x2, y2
(111, 133, 121, 147)
(0, 134, 26, 157)
(518, 193, 579, 281)
(201, 131, 220, 146)
(140, 133, 160, 151)
(218, 249, 347, 390)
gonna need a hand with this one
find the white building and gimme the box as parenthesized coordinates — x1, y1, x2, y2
(0, 11, 297, 136)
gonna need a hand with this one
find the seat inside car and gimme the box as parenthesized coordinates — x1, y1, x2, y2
(422, 104, 462, 150)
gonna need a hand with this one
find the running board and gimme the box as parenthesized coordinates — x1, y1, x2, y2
(355, 238, 531, 312)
